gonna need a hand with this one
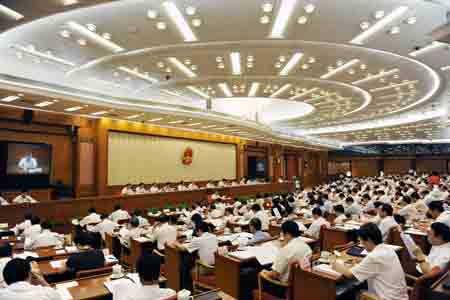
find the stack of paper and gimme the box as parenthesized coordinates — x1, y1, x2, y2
(313, 264, 342, 277)
(55, 288, 73, 300)
(104, 273, 140, 292)
(50, 260, 66, 269)
(133, 237, 151, 243)
(229, 243, 280, 265)
(105, 255, 118, 264)
(13, 251, 39, 259)
(65, 246, 78, 253)
(55, 281, 79, 289)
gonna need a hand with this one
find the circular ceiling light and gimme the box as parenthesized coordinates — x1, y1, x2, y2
(308, 57, 316, 63)
(156, 22, 167, 30)
(60, 30, 71, 38)
(304, 4, 316, 14)
(406, 16, 417, 25)
(360, 21, 370, 30)
(389, 26, 400, 34)
(184, 59, 191, 65)
(102, 32, 111, 40)
(77, 39, 87, 46)
(297, 16, 308, 24)
(192, 18, 202, 27)
(262, 3, 273, 13)
(147, 10, 158, 19)
(260, 15, 270, 24)
(374, 10, 385, 19)
(216, 56, 223, 62)
(186, 6, 197, 15)
(86, 23, 96, 31)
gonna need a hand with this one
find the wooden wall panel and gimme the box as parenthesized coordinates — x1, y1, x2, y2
(351, 159, 379, 177)
(416, 159, 447, 174)
(384, 159, 411, 175)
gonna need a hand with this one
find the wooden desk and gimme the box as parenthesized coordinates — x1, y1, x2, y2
(430, 272, 450, 300)
(2, 188, 52, 202)
(268, 218, 313, 237)
(39, 258, 68, 276)
(322, 227, 353, 252)
(14, 247, 77, 262)
(165, 243, 192, 291)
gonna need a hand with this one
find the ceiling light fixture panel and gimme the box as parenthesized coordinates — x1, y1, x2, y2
(167, 57, 197, 78)
(279, 52, 303, 76)
(161, 1, 198, 42)
(269, 0, 298, 38)
(0, 4, 24, 20)
(66, 21, 124, 53)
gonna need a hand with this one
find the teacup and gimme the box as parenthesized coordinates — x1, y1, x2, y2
(177, 289, 193, 300)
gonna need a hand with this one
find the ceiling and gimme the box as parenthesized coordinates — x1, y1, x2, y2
(0, 0, 449, 148)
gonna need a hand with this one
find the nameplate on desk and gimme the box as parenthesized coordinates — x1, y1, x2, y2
(1, 236, 9, 240)
(56, 281, 79, 289)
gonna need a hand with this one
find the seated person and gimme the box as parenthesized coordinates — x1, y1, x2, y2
(332, 223, 408, 300)
(173, 221, 218, 266)
(251, 203, 270, 231)
(209, 204, 223, 219)
(149, 183, 160, 193)
(305, 207, 330, 239)
(344, 197, 362, 216)
(24, 221, 64, 250)
(0, 243, 12, 288)
(187, 181, 199, 190)
(248, 218, 271, 245)
(206, 181, 216, 188)
(22, 215, 42, 239)
(91, 214, 117, 240)
(428, 201, 450, 227)
(378, 204, 399, 242)
(0, 258, 61, 300)
(79, 207, 101, 227)
(413, 222, 450, 275)
(12, 212, 32, 235)
(132, 209, 149, 226)
(66, 231, 105, 273)
(162, 183, 174, 192)
(177, 181, 187, 191)
(119, 217, 147, 248)
(147, 214, 177, 252)
(109, 204, 131, 223)
(217, 178, 227, 188)
(333, 205, 347, 224)
(12, 189, 37, 204)
(396, 196, 417, 219)
(112, 255, 175, 300)
(121, 184, 135, 196)
(135, 183, 147, 194)
(263, 220, 312, 282)
(0, 194, 9, 206)
(239, 177, 248, 185)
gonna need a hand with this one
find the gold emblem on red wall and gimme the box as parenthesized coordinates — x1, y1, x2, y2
(182, 147, 193, 165)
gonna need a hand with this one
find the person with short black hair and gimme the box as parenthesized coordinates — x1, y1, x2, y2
(13, 212, 33, 235)
(132, 209, 149, 226)
(378, 204, 399, 242)
(112, 254, 175, 300)
(428, 201, 450, 227)
(305, 207, 330, 239)
(65, 231, 105, 273)
(397, 195, 417, 219)
(147, 214, 177, 251)
(263, 220, 312, 282)
(344, 197, 362, 216)
(91, 214, 117, 240)
(80, 207, 101, 227)
(24, 220, 64, 250)
(12, 189, 37, 204)
(333, 205, 347, 224)
(22, 215, 41, 239)
(121, 183, 135, 196)
(0, 258, 61, 300)
(0, 243, 12, 287)
(413, 222, 450, 275)
(119, 217, 147, 248)
(248, 218, 270, 244)
(331, 223, 408, 300)
(109, 204, 131, 223)
(251, 203, 270, 231)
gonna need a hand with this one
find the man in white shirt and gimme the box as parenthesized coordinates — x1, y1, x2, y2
(206, 181, 216, 188)
(209, 204, 224, 219)
(13, 190, 37, 204)
(13, 212, 33, 235)
(24, 221, 63, 250)
(147, 215, 177, 251)
(429, 201, 450, 227)
(251, 204, 270, 231)
(23, 216, 42, 239)
(112, 254, 175, 300)
(378, 204, 399, 242)
(79, 208, 102, 227)
(18, 154, 38, 173)
(263, 220, 312, 282)
(0, 258, 62, 300)
(425, 187, 444, 206)
(109, 204, 131, 223)
(119, 218, 147, 248)
(0, 195, 9, 205)
(149, 183, 160, 193)
(396, 196, 417, 219)
(135, 183, 147, 194)
(217, 179, 226, 188)
(91, 214, 117, 240)
(0, 243, 12, 288)
(132, 210, 149, 227)
(413, 222, 450, 275)
(188, 182, 198, 190)
(239, 177, 247, 185)
(175, 221, 218, 266)
(305, 207, 330, 239)
(121, 184, 135, 196)
(344, 197, 362, 216)
(177, 181, 187, 191)
(332, 223, 408, 300)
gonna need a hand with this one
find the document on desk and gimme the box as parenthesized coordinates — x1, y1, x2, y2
(65, 246, 78, 253)
(313, 264, 342, 278)
(105, 254, 118, 263)
(133, 237, 151, 243)
(13, 251, 39, 259)
(56, 281, 79, 289)
(104, 274, 140, 292)
(404, 228, 427, 236)
(400, 233, 418, 259)
(55, 288, 73, 300)
(229, 243, 280, 265)
(50, 260, 66, 269)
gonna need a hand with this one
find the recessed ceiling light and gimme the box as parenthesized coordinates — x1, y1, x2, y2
(406, 16, 416, 25)
(1, 95, 21, 102)
(77, 39, 87, 46)
(162, 1, 198, 42)
(297, 16, 308, 24)
(67, 21, 124, 53)
(184, 59, 191, 65)
(156, 22, 167, 30)
(279, 56, 286, 62)
(262, 3, 273, 12)
(185, 6, 197, 15)
(35, 101, 54, 108)
(360, 21, 371, 30)
(301, 64, 309, 70)
(230, 52, 242, 75)
(247, 56, 254, 62)
(165, 67, 172, 73)
(217, 63, 225, 69)
(187, 122, 202, 126)
(192, 18, 202, 27)
(247, 62, 253, 68)
(157, 62, 165, 68)
(389, 26, 400, 34)
(65, 106, 83, 112)
(91, 111, 108, 116)
(360, 64, 367, 70)
(308, 57, 316, 63)
(148, 117, 163, 122)
(348, 69, 355, 74)
(374, 10, 385, 19)
(275, 62, 282, 68)
(86, 24, 96, 31)
(260, 15, 270, 24)
(60, 30, 71, 38)
(350, 6, 408, 45)
(147, 9, 158, 19)
(0, 4, 24, 21)
(191, 65, 198, 71)
(270, 0, 297, 38)
(304, 3, 315, 13)
(216, 56, 223, 63)
(321, 59, 360, 79)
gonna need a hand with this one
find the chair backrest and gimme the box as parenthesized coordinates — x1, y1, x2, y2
(410, 264, 450, 300)
(318, 224, 328, 251)
(75, 265, 113, 279)
(117, 218, 130, 225)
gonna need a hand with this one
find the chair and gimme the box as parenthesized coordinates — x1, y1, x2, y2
(252, 262, 301, 300)
(406, 265, 450, 300)
(317, 224, 329, 252)
(153, 249, 166, 274)
(75, 265, 113, 279)
(117, 218, 130, 225)
(192, 260, 216, 294)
